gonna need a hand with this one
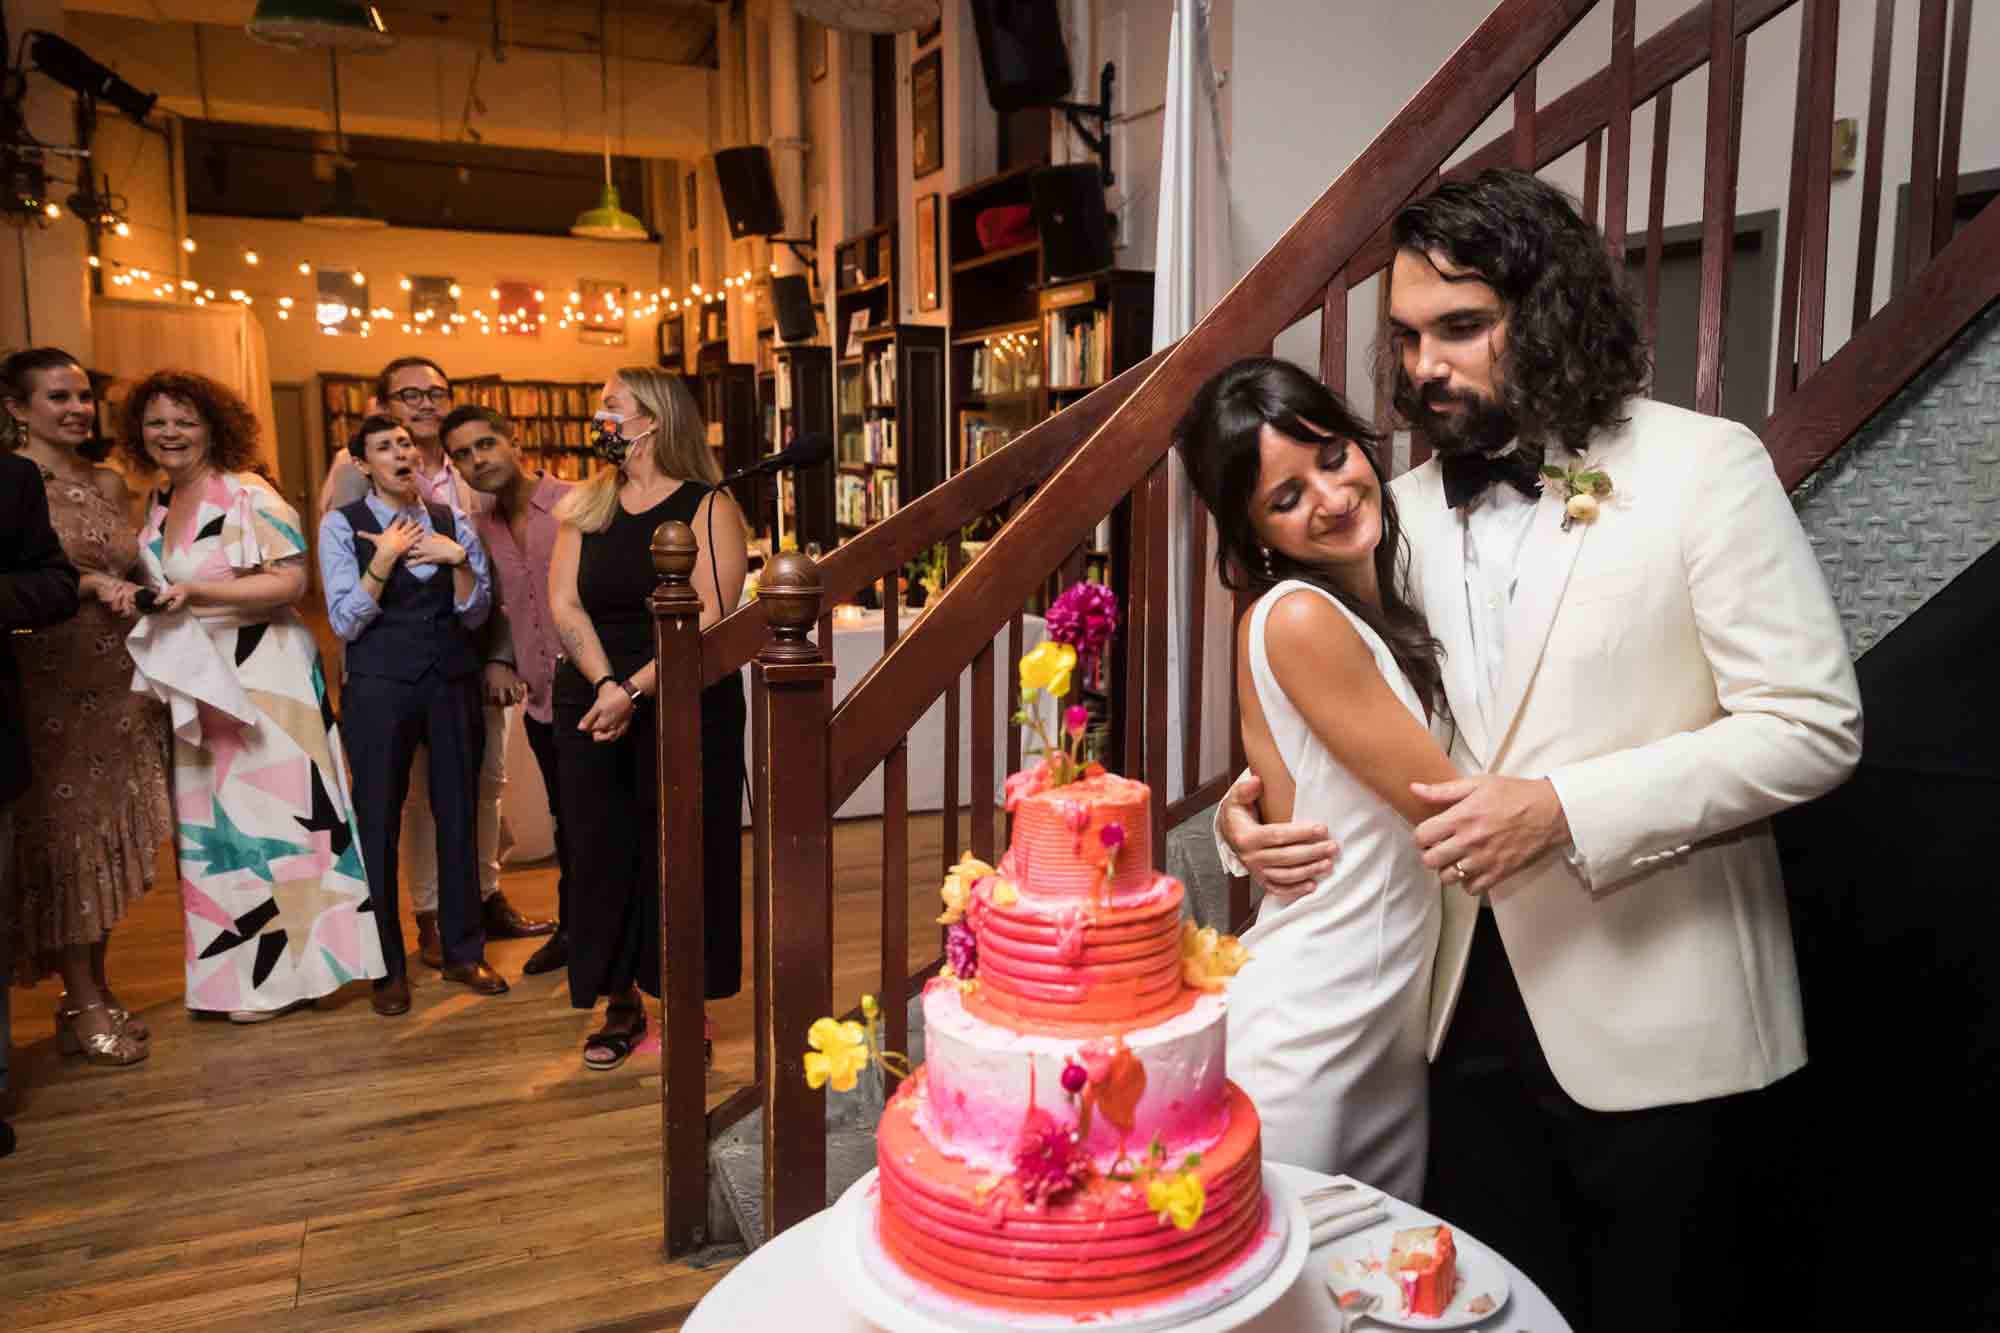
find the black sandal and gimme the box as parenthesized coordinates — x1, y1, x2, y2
(583, 1005, 647, 1072)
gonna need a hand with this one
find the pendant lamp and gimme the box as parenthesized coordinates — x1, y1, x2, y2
(304, 52, 386, 230)
(571, 2, 647, 241)
(247, 0, 393, 51)
(791, 0, 939, 33)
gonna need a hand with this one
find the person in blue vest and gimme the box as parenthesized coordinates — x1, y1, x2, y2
(317, 414, 505, 1015)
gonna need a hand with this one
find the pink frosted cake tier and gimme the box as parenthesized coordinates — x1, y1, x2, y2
(917, 978, 1231, 1173)
(1003, 772, 1155, 903)
(964, 871, 1188, 1032)
(877, 1076, 1266, 1314)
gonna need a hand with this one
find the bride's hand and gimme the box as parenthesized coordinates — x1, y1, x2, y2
(1217, 772, 1339, 899)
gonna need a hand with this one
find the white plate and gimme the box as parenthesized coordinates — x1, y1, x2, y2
(830, 1165, 1310, 1333)
(1320, 1220, 1512, 1329)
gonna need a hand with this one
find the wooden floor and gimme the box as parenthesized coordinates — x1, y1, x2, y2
(2, 812, 990, 1331)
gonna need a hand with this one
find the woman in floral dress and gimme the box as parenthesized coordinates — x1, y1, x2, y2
(2, 347, 168, 1067)
(123, 371, 384, 1021)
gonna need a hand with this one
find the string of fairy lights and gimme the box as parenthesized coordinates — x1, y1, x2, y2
(94, 237, 779, 341)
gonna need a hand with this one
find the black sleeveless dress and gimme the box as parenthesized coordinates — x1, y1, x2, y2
(554, 481, 746, 1008)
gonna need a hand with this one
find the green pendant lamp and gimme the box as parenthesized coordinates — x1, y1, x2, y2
(303, 52, 387, 230)
(247, 0, 393, 51)
(571, 1, 647, 241)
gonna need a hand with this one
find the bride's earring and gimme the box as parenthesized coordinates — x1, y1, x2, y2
(1258, 546, 1276, 578)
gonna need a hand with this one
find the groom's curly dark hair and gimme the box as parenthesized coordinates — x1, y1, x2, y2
(1389, 169, 1651, 455)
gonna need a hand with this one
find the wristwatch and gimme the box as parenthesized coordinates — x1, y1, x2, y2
(621, 678, 645, 704)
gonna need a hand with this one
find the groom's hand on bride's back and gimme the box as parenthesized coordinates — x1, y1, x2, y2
(1217, 773, 1339, 899)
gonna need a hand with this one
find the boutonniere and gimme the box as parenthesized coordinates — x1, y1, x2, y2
(1540, 461, 1614, 530)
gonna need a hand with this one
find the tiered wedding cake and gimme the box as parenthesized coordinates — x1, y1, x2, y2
(872, 770, 1271, 1320)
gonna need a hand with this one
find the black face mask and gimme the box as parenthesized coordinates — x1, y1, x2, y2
(1395, 376, 1520, 459)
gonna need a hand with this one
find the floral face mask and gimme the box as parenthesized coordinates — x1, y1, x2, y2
(591, 409, 655, 464)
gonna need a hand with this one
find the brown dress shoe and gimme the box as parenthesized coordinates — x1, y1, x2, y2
(440, 960, 510, 995)
(482, 890, 555, 939)
(372, 974, 412, 1016)
(415, 911, 444, 969)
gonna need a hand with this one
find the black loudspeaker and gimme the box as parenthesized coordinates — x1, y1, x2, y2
(770, 274, 817, 343)
(713, 146, 785, 239)
(1030, 164, 1112, 280)
(968, 0, 1073, 113)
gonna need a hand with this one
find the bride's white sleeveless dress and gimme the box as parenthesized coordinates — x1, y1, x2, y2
(1225, 579, 1440, 1201)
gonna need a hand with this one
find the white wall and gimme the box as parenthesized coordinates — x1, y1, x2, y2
(1228, 0, 2000, 420)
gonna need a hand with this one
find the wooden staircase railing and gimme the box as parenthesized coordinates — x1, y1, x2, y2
(648, 0, 1994, 1256)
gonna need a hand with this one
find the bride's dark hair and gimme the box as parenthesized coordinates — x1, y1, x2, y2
(1174, 357, 1442, 717)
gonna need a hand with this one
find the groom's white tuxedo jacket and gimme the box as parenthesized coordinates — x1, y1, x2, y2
(1393, 397, 1860, 1112)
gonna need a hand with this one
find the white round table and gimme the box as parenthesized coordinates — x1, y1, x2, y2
(682, 1162, 1572, 1331)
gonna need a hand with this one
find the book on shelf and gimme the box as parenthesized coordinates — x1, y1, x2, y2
(1045, 307, 1109, 389)
(960, 413, 1015, 469)
(837, 374, 864, 417)
(864, 350, 897, 406)
(869, 470, 899, 523)
(968, 336, 1043, 396)
(863, 417, 898, 464)
(838, 427, 866, 466)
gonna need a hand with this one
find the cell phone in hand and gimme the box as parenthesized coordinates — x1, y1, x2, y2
(134, 589, 159, 614)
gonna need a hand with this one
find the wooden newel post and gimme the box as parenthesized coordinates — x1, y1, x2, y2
(751, 552, 834, 1240)
(650, 519, 709, 1257)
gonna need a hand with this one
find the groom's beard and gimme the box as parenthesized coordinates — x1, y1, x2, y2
(1395, 376, 1520, 459)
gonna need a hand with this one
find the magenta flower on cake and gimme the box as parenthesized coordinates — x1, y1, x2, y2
(1012, 1106, 1088, 1204)
(946, 922, 978, 979)
(1046, 581, 1120, 678)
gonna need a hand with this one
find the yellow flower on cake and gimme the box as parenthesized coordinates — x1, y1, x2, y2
(1146, 1171, 1206, 1231)
(937, 852, 995, 925)
(1180, 921, 1250, 991)
(803, 1017, 869, 1092)
(1018, 641, 1077, 698)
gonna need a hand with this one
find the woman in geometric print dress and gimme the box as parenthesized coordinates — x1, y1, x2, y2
(3, 346, 169, 1067)
(121, 371, 385, 1022)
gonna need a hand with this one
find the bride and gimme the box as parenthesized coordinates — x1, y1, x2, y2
(1175, 357, 1456, 1201)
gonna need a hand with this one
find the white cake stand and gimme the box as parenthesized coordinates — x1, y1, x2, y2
(829, 1165, 1310, 1333)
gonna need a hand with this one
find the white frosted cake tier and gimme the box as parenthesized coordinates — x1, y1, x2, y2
(913, 979, 1231, 1173)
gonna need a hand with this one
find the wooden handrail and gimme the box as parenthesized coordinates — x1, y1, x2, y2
(698, 351, 1164, 689)
(1762, 199, 2000, 490)
(827, 0, 1598, 809)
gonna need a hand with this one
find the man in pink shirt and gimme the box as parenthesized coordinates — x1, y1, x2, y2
(320, 357, 554, 965)
(443, 404, 573, 974)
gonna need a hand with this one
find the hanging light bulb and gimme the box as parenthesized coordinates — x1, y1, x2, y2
(182, 237, 196, 252)
(299, 261, 311, 275)
(245, 249, 260, 264)
(448, 283, 461, 298)
(87, 255, 100, 268)
(351, 270, 365, 285)
(399, 276, 412, 291)
(113, 221, 130, 237)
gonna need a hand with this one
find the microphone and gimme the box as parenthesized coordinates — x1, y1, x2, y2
(721, 432, 832, 485)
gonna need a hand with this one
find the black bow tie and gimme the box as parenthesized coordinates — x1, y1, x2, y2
(1441, 447, 1544, 510)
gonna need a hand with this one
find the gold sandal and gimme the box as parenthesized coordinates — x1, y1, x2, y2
(55, 1001, 149, 1067)
(65, 990, 149, 1046)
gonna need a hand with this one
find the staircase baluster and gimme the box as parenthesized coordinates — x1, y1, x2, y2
(1513, 66, 1538, 170)
(1796, 0, 1839, 387)
(651, 520, 711, 1257)
(880, 571, 908, 1096)
(1319, 275, 1348, 393)
(1907, 0, 1949, 280)
(1934, 0, 1973, 258)
(750, 552, 835, 1242)
(1144, 459, 1171, 857)
(970, 637, 996, 863)
(1852, 0, 1895, 330)
(1696, 5, 1745, 417)
(1645, 83, 1673, 357)
(1775, 0, 1822, 409)
(1605, 0, 1636, 264)
(1583, 130, 1603, 230)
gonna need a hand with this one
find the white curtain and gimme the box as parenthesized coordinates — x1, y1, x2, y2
(1154, 0, 1235, 803)
(91, 298, 280, 477)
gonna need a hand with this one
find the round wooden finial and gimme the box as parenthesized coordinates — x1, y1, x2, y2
(651, 520, 698, 579)
(759, 551, 823, 637)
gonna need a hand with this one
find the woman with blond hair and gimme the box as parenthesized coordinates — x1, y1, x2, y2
(550, 367, 746, 1070)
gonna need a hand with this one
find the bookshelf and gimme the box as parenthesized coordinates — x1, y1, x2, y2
(317, 373, 608, 483)
(832, 224, 948, 542)
(756, 339, 835, 551)
(693, 338, 760, 530)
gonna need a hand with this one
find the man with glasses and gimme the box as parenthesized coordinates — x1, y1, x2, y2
(320, 357, 554, 974)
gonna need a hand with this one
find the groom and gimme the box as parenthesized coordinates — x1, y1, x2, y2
(1216, 170, 1860, 1330)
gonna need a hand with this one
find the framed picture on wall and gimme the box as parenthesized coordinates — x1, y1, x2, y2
(915, 192, 941, 312)
(808, 19, 828, 81)
(685, 171, 698, 231)
(496, 279, 542, 338)
(577, 279, 627, 346)
(912, 48, 943, 180)
(657, 311, 686, 368)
